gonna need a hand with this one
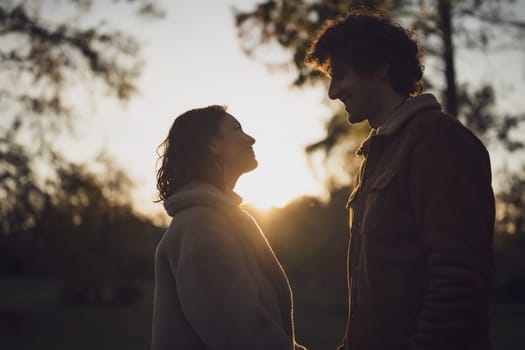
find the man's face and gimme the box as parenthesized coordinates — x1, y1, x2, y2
(328, 60, 385, 125)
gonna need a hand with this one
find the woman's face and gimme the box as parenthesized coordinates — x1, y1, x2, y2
(211, 113, 257, 177)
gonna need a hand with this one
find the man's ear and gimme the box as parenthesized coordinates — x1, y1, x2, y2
(378, 63, 389, 80)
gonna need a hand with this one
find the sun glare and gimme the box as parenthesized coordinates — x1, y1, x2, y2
(235, 143, 325, 211)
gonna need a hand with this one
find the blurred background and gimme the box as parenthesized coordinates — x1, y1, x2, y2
(1, 0, 525, 349)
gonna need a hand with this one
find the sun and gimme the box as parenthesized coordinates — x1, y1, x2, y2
(234, 146, 325, 211)
(236, 179, 289, 211)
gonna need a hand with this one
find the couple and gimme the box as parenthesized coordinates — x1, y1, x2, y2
(151, 10, 495, 350)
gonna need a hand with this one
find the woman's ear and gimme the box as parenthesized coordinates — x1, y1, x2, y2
(208, 137, 221, 155)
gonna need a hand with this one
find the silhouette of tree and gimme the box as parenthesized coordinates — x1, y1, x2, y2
(492, 165, 525, 302)
(24, 155, 161, 303)
(245, 186, 351, 298)
(0, 0, 165, 303)
(0, 0, 163, 234)
(0, 132, 44, 236)
(497, 166, 525, 236)
(0, 0, 163, 139)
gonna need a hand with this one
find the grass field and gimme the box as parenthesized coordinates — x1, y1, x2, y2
(1, 278, 524, 350)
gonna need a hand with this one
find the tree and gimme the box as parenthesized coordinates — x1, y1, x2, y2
(496, 166, 525, 236)
(492, 166, 525, 302)
(0, 0, 163, 234)
(0, 152, 163, 299)
(234, 0, 525, 188)
(0, 0, 165, 302)
(0, 0, 163, 139)
(0, 132, 44, 236)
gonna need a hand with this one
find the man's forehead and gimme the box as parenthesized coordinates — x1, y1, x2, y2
(329, 58, 352, 74)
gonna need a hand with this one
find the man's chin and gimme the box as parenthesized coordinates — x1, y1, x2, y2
(346, 112, 365, 125)
(346, 113, 358, 125)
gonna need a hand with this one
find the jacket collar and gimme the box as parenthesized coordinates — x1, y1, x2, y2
(163, 181, 243, 217)
(356, 93, 442, 156)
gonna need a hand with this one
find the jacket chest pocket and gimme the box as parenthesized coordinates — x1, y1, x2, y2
(363, 167, 421, 249)
(361, 169, 403, 234)
(368, 169, 397, 192)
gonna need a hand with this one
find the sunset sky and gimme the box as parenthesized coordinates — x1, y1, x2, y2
(37, 0, 525, 218)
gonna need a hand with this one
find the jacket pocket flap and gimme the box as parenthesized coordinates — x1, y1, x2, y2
(370, 170, 397, 191)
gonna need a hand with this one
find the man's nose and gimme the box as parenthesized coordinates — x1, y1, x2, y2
(328, 79, 339, 100)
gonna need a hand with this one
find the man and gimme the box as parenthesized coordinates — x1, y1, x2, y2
(306, 9, 495, 350)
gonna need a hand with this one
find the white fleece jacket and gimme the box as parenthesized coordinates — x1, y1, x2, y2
(151, 181, 304, 350)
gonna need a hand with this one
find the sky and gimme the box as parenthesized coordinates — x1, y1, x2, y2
(25, 0, 525, 218)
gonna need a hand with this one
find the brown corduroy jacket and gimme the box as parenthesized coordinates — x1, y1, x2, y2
(341, 94, 495, 350)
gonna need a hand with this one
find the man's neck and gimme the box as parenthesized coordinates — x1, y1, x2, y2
(369, 93, 409, 129)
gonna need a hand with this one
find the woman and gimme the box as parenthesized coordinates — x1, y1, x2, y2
(151, 105, 306, 350)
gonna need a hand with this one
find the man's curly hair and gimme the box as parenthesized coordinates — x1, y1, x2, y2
(306, 9, 424, 96)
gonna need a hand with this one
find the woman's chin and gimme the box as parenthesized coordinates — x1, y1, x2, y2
(244, 159, 258, 173)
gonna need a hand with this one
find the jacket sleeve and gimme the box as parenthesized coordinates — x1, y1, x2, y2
(408, 125, 494, 350)
(166, 207, 294, 350)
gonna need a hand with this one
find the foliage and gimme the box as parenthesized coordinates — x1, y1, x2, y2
(0, 0, 164, 237)
(0, 155, 163, 304)
(0, 0, 162, 140)
(0, 0, 163, 230)
(496, 166, 525, 236)
(0, 133, 44, 235)
(0, 0, 165, 304)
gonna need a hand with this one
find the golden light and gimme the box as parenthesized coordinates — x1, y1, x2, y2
(234, 123, 326, 211)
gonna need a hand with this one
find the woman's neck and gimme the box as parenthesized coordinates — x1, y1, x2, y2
(223, 172, 239, 193)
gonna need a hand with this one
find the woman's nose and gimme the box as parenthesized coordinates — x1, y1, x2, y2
(245, 133, 255, 145)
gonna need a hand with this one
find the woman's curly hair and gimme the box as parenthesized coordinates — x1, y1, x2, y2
(306, 8, 424, 96)
(156, 105, 227, 202)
